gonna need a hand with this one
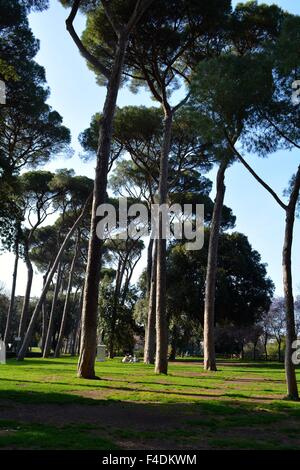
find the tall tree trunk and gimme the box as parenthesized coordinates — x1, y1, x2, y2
(283, 207, 299, 399)
(70, 287, 84, 356)
(64, 0, 154, 378)
(55, 235, 80, 358)
(227, 143, 300, 398)
(108, 257, 124, 359)
(278, 340, 281, 362)
(155, 108, 173, 375)
(253, 342, 257, 361)
(203, 160, 228, 371)
(169, 324, 178, 361)
(4, 240, 19, 345)
(144, 239, 157, 364)
(43, 262, 63, 358)
(18, 242, 33, 344)
(17, 194, 91, 360)
(264, 334, 268, 361)
(78, 36, 128, 379)
(147, 237, 153, 293)
(40, 261, 52, 351)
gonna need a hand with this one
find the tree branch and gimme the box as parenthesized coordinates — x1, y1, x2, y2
(126, 0, 153, 34)
(101, 0, 122, 37)
(288, 165, 300, 212)
(262, 112, 300, 151)
(66, 0, 111, 79)
(225, 132, 288, 211)
(172, 91, 190, 113)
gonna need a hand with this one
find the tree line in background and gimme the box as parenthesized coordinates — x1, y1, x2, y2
(1, 0, 300, 400)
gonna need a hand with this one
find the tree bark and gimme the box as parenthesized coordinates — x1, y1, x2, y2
(155, 108, 173, 375)
(40, 261, 52, 351)
(4, 240, 19, 345)
(144, 239, 157, 364)
(283, 207, 299, 399)
(54, 233, 80, 358)
(18, 241, 33, 344)
(146, 237, 153, 293)
(203, 160, 228, 371)
(108, 256, 125, 359)
(70, 286, 84, 356)
(230, 141, 300, 399)
(77, 34, 129, 378)
(264, 334, 268, 361)
(17, 194, 91, 360)
(169, 324, 178, 361)
(42, 262, 63, 357)
(278, 340, 281, 362)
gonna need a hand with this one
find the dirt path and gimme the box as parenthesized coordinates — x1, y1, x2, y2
(0, 399, 189, 430)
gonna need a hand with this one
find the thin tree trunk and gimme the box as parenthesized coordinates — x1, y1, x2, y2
(264, 334, 268, 361)
(230, 142, 300, 399)
(43, 262, 63, 358)
(283, 207, 299, 399)
(41, 261, 52, 351)
(78, 36, 128, 379)
(4, 241, 19, 345)
(147, 237, 153, 293)
(18, 242, 33, 343)
(278, 340, 281, 362)
(17, 194, 91, 360)
(169, 324, 178, 361)
(253, 342, 257, 361)
(55, 234, 80, 358)
(203, 160, 228, 371)
(108, 257, 124, 359)
(71, 287, 84, 356)
(155, 108, 173, 375)
(144, 239, 157, 364)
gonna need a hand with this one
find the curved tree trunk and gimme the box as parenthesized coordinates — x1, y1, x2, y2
(4, 241, 19, 345)
(43, 262, 63, 358)
(17, 194, 91, 360)
(55, 234, 80, 358)
(64, 0, 154, 379)
(155, 108, 173, 375)
(18, 242, 33, 344)
(78, 36, 128, 379)
(203, 160, 228, 371)
(230, 143, 300, 399)
(144, 239, 157, 364)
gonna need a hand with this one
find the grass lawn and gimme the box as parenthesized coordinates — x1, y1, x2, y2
(0, 356, 300, 450)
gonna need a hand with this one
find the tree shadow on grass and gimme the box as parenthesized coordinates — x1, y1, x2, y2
(2, 387, 300, 451)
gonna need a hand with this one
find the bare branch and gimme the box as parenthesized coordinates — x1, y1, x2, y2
(288, 165, 300, 212)
(225, 132, 288, 211)
(126, 0, 154, 34)
(172, 91, 190, 113)
(101, 0, 122, 36)
(66, 0, 111, 79)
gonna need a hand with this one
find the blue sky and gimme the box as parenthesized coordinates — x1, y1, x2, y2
(1, 0, 300, 297)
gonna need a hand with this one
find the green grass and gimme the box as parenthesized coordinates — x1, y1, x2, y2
(0, 420, 117, 450)
(0, 356, 300, 449)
